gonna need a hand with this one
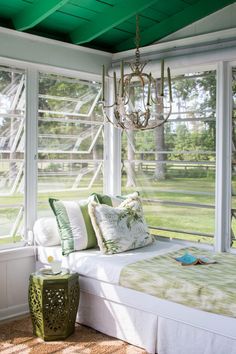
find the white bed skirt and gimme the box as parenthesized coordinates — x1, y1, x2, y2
(78, 291, 157, 353)
(78, 275, 236, 354)
(158, 317, 236, 354)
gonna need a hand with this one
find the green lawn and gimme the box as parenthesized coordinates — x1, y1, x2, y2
(122, 173, 216, 244)
(0, 236, 21, 245)
(0, 172, 234, 247)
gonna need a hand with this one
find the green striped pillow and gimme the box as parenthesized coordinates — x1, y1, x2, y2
(49, 197, 97, 256)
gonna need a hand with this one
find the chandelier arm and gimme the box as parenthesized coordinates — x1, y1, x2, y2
(101, 106, 113, 124)
(142, 118, 149, 129)
(141, 103, 173, 130)
(143, 75, 151, 111)
(124, 76, 131, 102)
(151, 96, 159, 104)
(102, 105, 123, 129)
(114, 110, 126, 129)
(99, 101, 117, 109)
(124, 97, 130, 105)
(102, 103, 135, 131)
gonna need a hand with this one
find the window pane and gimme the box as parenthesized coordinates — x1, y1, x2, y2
(0, 66, 25, 245)
(37, 73, 104, 217)
(38, 74, 102, 118)
(121, 71, 216, 244)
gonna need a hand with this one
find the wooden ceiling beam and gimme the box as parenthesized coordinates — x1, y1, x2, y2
(69, 0, 159, 45)
(115, 0, 236, 51)
(13, 0, 69, 31)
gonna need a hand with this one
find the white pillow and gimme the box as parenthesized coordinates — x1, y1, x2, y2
(33, 217, 61, 246)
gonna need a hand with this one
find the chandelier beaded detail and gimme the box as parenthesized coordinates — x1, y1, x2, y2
(99, 15, 173, 131)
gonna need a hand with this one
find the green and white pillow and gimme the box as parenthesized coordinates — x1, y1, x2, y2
(90, 193, 124, 207)
(49, 197, 97, 256)
(88, 192, 153, 254)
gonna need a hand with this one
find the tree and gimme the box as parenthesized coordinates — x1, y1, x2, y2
(126, 130, 136, 187)
(154, 82, 166, 180)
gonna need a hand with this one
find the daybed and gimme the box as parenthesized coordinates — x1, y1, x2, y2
(36, 239, 236, 354)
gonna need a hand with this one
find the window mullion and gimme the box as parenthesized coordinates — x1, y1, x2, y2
(215, 61, 232, 252)
(25, 68, 38, 242)
(104, 77, 121, 196)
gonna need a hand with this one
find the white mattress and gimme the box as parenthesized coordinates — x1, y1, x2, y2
(37, 240, 184, 283)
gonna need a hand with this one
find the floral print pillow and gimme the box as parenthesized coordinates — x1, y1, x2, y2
(88, 192, 154, 254)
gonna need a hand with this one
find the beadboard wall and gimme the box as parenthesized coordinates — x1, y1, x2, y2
(0, 247, 35, 321)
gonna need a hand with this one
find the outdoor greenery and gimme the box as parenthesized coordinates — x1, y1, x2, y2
(121, 71, 217, 244)
(2, 68, 236, 248)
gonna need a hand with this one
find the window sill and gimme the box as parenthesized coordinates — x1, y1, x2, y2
(0, 245, 35, 262)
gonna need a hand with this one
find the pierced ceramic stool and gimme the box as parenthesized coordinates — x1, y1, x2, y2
(28, 271, 79, 341)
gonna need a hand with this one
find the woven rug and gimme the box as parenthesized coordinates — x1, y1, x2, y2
(0, 316, 147, 353)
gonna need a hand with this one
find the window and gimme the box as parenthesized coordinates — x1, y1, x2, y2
(0, 60, 230, 251)
(37, 73, 104, 218)
(121, 71, 216, 244)
(0, 66, 25, 245)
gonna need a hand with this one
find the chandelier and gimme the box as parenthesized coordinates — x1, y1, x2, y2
(99, 15, 173, 131)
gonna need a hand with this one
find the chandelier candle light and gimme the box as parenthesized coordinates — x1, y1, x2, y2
(100, 15, 173, 131)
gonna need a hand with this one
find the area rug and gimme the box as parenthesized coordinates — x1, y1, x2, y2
(0, 316, 147, 353)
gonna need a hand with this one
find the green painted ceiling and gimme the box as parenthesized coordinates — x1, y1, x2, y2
(0, 0, 234, 53)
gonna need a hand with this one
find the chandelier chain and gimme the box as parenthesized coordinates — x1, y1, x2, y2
(134, 15, 141, 70)
(135, 14, 140, 49)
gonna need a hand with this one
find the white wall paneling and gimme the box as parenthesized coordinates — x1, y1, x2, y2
(0, 247, 35, 321)
(7, 257, 34, 307)
(0, 262, 7, 310)
(0, 26, 111, 75)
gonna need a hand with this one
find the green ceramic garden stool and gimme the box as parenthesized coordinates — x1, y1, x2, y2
(28, 271, 79, 341)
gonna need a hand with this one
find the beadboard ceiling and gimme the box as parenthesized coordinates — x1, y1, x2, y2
(0, 0, 235, 53)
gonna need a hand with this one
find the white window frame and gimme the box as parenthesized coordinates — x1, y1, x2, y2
(215, 61, 232, 252)
(25, 68, 38, 243)
(110, 51, 236, 252)
(0, 57, 104, 250)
